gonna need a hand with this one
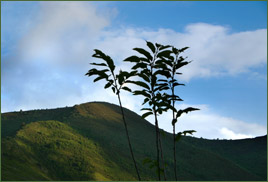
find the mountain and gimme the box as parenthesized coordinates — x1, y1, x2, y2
(1, 102, 267, 181)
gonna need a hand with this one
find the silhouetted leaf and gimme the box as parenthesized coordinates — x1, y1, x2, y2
(128, 70, 138, 78)
(176, 107, 200, 119)
(133, 48, 153, 60)
(142, 98, 150, 105)
(93, 49, 115, 72)
(173, 82, 185, 87)
(117, 73, 124, 85)
(112, 87, 116, 93)
(121, 86, 132, 92)
(146, 41, 156, 53)
(85, 68, 98, 76)
(155, 58, 173, 67)
(154, 63, 168, 70)
(104, 82, 112, 89)
(172, 47, 179, 54)
(141, 111, 153, 119)
(176, 61, 190, 69)
(137, 57, 150, 64)
(90, 62, 107, 67)
(182, 130, 196, 135)
(158, 79, 168, 83)
(157, 50, 172, 58)
(179, 47, 189, 53)
(155, 43, 162, 48)
(154, 70, 171, 78)
(94, 76, 107, 82)
(138, 73, 150, 82)
(132, 62, 148, 70)
(124, 56, 140, 63)
(159, 45, 171, 51)
(141, 108, 152, 111)
(129, 81, 150, 90)
(133, 90, 151, 98)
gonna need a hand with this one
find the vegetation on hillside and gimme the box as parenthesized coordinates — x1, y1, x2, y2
(2, 120, 134, 180)
(2, 102, 266, 181)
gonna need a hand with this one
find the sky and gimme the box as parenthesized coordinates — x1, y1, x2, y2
(1, 1, 267, 139)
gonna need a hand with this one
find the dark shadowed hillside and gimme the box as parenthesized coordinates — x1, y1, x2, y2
(1, 102, 267, 181)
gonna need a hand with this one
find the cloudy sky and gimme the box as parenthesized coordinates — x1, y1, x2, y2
(1, 1, 267, 139)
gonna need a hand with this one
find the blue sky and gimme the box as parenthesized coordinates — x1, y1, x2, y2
(1, 1, 267, 139)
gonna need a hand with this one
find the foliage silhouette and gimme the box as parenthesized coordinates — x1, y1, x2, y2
(158, 45, 200, 180)
(124, 42, 175, 180)
(125, 42, 200, 180)
(85, 50, 141, 180)
(85, 43, 199, 180)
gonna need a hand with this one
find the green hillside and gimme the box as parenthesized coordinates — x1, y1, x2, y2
(1, 102, 267, 181)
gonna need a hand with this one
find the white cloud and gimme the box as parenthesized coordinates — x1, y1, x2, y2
(220, 128, 253, 140)
(154, 104, 267, 139)
(96, 23, 267, 81)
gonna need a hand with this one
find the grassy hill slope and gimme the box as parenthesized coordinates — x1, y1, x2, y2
(1, 102, 267, 180)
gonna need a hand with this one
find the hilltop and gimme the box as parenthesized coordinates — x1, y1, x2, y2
(1, 102, 267, 180)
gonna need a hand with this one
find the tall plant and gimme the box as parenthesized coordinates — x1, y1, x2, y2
(85, 49, 141, 180)
(124, 42, 172, 180)
(162, 46, 200, 180)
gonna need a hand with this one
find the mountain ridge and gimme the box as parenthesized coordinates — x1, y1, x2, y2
(1, 101, 267, 180)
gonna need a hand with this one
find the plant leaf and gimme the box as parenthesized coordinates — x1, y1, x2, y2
(182, 130, 196, 135)
(173, 82, 185, 87)
(176, 107, 200, 119)
(124, 56, 140, 63)
(94, 76, 107, 82)
(133, 90, 151, 98)
(159, 45, 171, 51)
(93, 49, 115, 72)
(90, 62, 107, 67)
(141, 111, 153, 119)
(142, 98, 150, 105)
(129, 81, 150, 90)
(112, 87, 116, 93)
(157, 50, 172, 58)
(133, 48, 153, 60)
(121, 86, 132, 92)
(132, 62, 148, 70)
(104, 81, 112, 89)
(141, 108, 152, 111)
(146, 41, 156, 53)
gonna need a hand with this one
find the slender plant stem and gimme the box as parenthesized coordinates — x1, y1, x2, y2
(150, 50, 161, 181)
(109, 65, 141, 180)
(173, 125, 177, 180)
(117, 93, 141, 181)
(153, 108, 161, 181)
(172, 86, 178, 180)
(172, 55, 179, 181)
(157, 121, 167, 180)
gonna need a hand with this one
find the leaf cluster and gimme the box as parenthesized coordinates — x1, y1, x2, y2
(124, 41, 177, 118)
(85, 49, 136, 95)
